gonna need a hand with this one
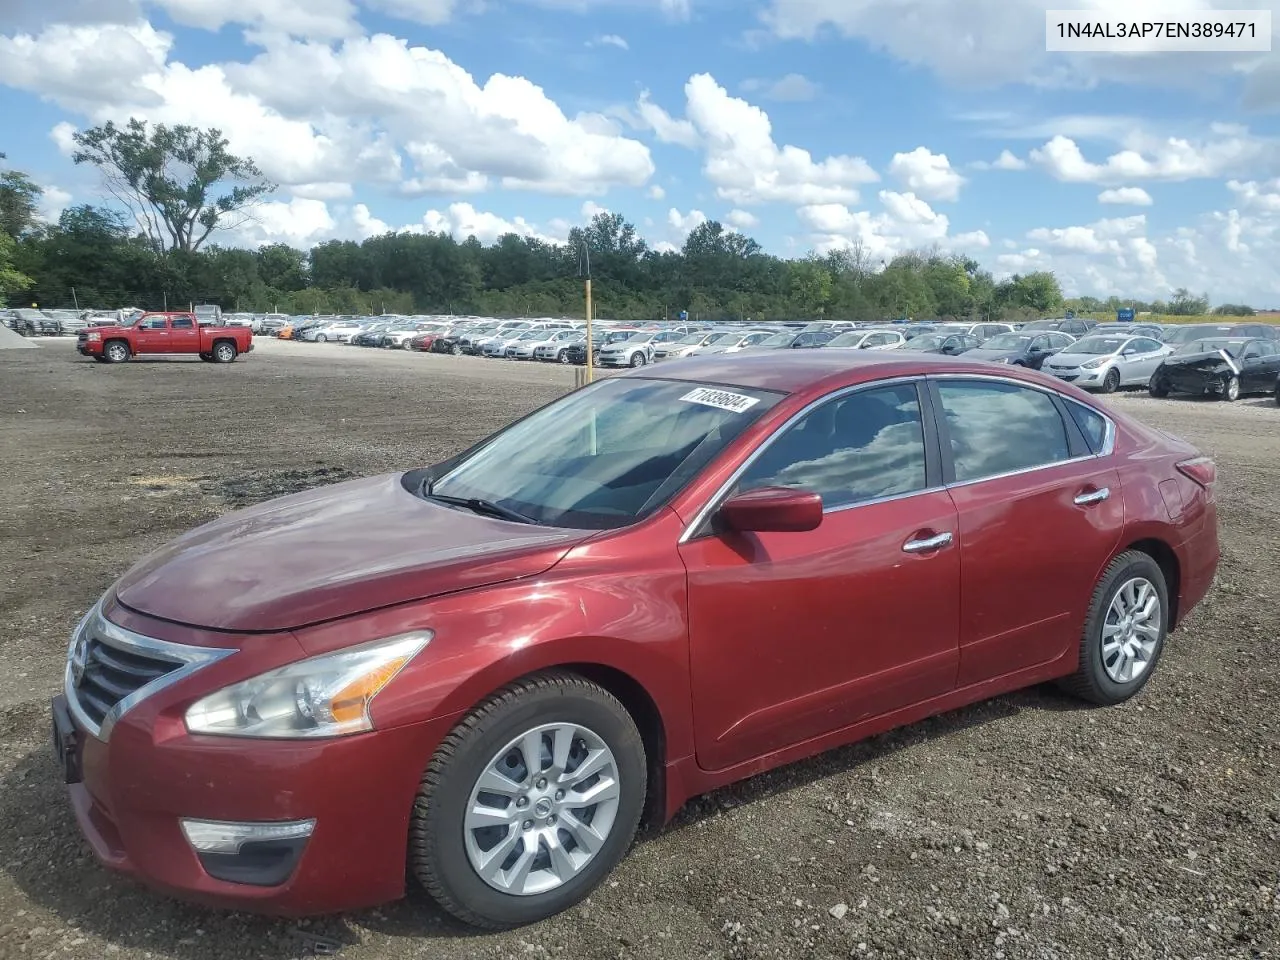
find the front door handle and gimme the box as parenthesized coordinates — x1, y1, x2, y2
(1074, 487, 1110, 506)
(902, 531, 953, 553)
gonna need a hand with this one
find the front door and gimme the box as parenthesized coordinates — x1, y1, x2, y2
(680, 381, 960, 772)
(1240, 341, 1280, 392)
(929, 378, 1125, 687)
(133, 316, 171, 353)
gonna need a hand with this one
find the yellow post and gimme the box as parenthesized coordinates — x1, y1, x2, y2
(585, 277, 594, 383)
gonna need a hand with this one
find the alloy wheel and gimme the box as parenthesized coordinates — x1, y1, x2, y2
(463, 722, 622, 897)
(1101, 577, 1161, 684)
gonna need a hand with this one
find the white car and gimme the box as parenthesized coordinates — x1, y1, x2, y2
(1041, 334, 1173, 392)
(528, 329, 587, 361)
(652, 329, 729, 361)
(384, 321, 448, 349)
(597, 332, 665, 367)
(303, 321, 364, 343)
(823, 329, 907, 351)
(692, 329, 779, 355)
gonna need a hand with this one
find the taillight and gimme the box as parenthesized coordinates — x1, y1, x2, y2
(1176, 457, 1216, 489)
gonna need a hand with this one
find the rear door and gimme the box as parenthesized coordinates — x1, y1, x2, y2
(168, 315, 199, 353)
(1119, 337, 1168, 385)
(1240, 341, 1280, 391)
(929, 377, 1124, 687)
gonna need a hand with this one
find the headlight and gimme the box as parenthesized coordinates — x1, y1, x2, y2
(87, 332, 101, 341)
(1080, 357, 1108, 369)
(184, 631, 431, 739)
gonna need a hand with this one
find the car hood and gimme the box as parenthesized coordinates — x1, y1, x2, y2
(1161, 352, 1233, 373)
(112, 473, 591, 632)
(963, 348, 1020, 361)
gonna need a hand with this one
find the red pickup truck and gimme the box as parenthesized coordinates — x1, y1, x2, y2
(77, 312, 254, 363)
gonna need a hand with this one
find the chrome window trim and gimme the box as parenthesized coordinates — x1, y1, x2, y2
(65, 600, 237, 742)
(677, 371, 1116, 543)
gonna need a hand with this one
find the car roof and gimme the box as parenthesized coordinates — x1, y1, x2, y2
(617, 346, 1078, 395)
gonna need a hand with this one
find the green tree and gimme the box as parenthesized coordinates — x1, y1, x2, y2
(0, 153, 43, 238)
(1167, 287, 1211, 315)
(0, 231, 32, 303)
(71, 118, 275, 253)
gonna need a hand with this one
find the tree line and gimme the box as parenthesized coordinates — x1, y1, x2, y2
(0, 121, 1253, 322)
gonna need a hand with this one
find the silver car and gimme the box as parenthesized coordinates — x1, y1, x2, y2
(1041, 334, 1172, 392)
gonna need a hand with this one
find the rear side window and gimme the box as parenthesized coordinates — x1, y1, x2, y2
(937, 381, 1071, 482)
(172, 317, 194, 329)
(736, 384, 928, 509)
(1066, 401, 1108, 454)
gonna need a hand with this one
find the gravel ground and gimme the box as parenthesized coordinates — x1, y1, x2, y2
(0, 338, 1277, 960)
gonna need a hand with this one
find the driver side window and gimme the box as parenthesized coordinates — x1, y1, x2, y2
(142, 317, 168, 330)
(735, 383, 929, 510)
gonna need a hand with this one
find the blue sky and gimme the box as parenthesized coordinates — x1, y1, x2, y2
(4, 0, 1280, 304)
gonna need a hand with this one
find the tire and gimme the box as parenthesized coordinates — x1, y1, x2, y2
(102, 340, 130, 363)
(410, 672, 646, 930)
(1148, 376, 1169, 398)
(315, 334, 327, 343)
(451, 344, 464, 355)
(557, 349, 570, 364)
(1058, 550, 1168, 706)
(1274, 382, 1280, 407)
(403, 339, 416, 351)
(1223, 376, 1240, 402)
(1100, 367, 1120, 394)
(211, 341, 237, 363)
(628, 351, 646, 368)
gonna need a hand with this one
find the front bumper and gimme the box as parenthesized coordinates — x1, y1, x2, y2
(53, 610, 456, 916)
(1045, 366, 1105, 385)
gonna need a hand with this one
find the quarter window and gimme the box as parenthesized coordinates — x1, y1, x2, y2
(1066, 401, 1108, 454)
(735, 384, 928, 509)
(171, 317, 194, 329)
(937, 381, 1071, 482)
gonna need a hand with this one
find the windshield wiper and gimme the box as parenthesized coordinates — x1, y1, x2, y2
(419, 478, 538, 524)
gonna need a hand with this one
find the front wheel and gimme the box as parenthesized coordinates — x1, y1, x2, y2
(211, 341, 237, 363)
(410, 672, 646, 930)
(629, 351, 646, 367)
(557, 349, 570, 364)
(1100, 367, 1120, 394)
(315, 334, 327, 343)
(1058, 550, 1168, 705)
(1223, 376, 1240, 402)
(1148, 376, 1169, 398)
(102, 340, 130, 363)
(451, 343, 464, 355)
(403, 339, 416, 351)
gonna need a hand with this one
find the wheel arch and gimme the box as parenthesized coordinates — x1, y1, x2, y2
(1119, 537, 1182, 630)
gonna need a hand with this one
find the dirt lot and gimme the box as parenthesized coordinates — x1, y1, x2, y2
(1, 337, 1277, 960)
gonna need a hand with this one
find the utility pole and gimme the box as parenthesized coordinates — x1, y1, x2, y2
(580, 243, 594, 384)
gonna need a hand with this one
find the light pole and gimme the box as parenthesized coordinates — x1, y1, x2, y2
(579, 243, 594, 383)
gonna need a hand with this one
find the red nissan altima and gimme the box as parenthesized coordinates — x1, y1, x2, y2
(52, 351, 1219, 928)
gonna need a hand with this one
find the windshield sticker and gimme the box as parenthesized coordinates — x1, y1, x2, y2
(1219, 348, 1242, 375)
(680, 387, 760, 413)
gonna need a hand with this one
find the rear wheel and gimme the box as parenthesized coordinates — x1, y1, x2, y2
(1223, 376, 1240, 401)
(103, 340, 130, 363)
(211, 341, 237, 363)
(410, 673, 646, 930)
(1100, 367, 1120, 394)
(1058, 551, 1168, 706)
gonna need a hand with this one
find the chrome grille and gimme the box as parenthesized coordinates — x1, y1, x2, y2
(65, 604, 237, 740)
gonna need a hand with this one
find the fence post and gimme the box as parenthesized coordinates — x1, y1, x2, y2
(573, 367, 587, 389)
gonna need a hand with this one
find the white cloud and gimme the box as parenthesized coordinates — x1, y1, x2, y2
(646, 184, 665, 199)
(149, 0, 358, 38)
(667, 207, 707, 238)
(1226, 178, 1280, 212)
(231, 196, 338, 247)
(971, 149, 1027, 171)
(593, 33, 629, 49)
(725, 208, 759, 229)
(3, 23, 655, 197)
(888, 147, 965, 201)
(636, 73, 878, 206)
(37, 185, 73, 222)
(414, 202, 556, 244)
(1098, 186, 1153, 206)
(350, 202, 391, 238)
(798, 190, 986, 261)
(741, 73, 820, 101)
(364, 0, 462, 27)
(1030, 131, 1276, 185)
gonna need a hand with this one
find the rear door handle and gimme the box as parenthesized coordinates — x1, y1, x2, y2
(1074, 487, 1110, 506)
(902, 531, 953, 553)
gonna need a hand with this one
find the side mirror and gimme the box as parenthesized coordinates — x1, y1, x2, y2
(719, 486, 823, 533)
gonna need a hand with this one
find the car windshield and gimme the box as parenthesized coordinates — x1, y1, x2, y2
(903, 334, 946, 350)
(825, 332, 866, 347)
(758, 333, 796, 347)
(673, 333, 707, 344)
(1066, 337, 1126, 355)
(1020, 320, 1056, 330)
(623, 333, 652, 343)
(708, 332, 743, 344)
(981, 334, 1032, 350)
(426, 378, 782, 529)
(1164, 325, 1233, 343)
(1178, 338, 1247, 356)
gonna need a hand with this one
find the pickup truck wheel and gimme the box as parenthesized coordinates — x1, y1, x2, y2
(103, 340, 130, 363)
(410, 672, 646, 930)
(211, 341, 237, 363)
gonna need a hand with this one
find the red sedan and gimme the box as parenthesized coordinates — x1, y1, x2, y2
(52, 351, 1219, 928)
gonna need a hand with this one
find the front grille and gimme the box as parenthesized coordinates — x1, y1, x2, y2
(75, 636, 179, 727)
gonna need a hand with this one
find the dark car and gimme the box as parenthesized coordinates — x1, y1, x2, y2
(1149, 337, 1280, 401)
(899, 332, 981, 356)
(52, 349, 1219, 928)
(961, 331, 1076, 369)
(741, 330, 835, 351)
(1159, 323, 1256, 347)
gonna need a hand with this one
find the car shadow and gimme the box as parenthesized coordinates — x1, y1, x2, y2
(0, 684, 1089, 955)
